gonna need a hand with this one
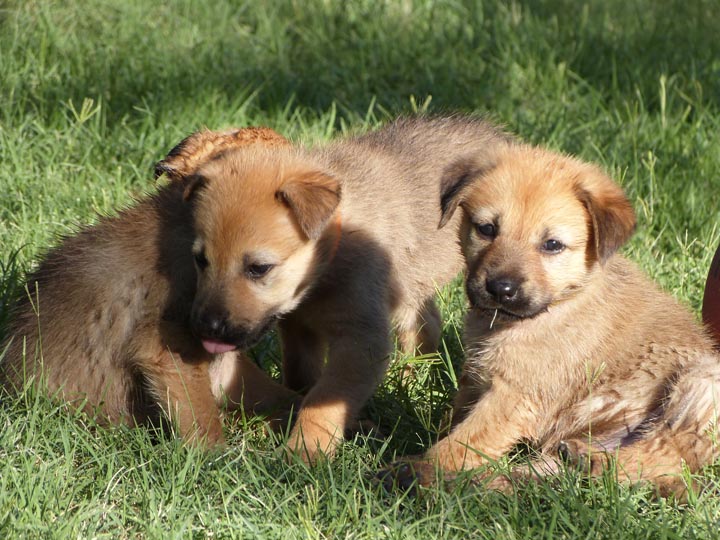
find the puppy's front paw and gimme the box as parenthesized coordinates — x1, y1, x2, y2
(374, 459, 438, 495)
(285, 422, 341, 464)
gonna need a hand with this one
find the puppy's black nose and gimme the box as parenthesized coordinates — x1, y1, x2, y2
(205, 315, 225, 334)
(486, 278, 519, 304)
(195, 309, 229, 339)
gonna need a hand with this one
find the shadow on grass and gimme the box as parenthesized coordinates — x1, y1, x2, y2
(514, 0, 720, 111)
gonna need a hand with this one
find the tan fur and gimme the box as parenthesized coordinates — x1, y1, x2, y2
(385, 144, 720, 497)
(0, 127, 299, 446)
(182, 116, 510, 461)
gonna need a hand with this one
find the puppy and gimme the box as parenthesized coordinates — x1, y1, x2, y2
(183, 116, 510, 461)
(1, 127, 299, 446)
(381, 144, 720, 497)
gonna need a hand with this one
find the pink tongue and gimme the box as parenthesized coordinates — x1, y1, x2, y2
(201, 339, 238, 355)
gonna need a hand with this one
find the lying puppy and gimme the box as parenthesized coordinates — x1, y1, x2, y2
(181, 116, 510, 462)
(380, 143, 720, 496)
(1, 127, 298, 446)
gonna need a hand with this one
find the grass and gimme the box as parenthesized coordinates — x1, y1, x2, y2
(1, 0, 720, 537)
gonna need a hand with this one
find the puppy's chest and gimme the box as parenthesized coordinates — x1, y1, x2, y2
(465, 320, 583, 393)
(467, 334, 543, 379)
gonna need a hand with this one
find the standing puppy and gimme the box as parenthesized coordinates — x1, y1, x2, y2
(382, 144, 720, 496)
(184, 116, 510, 462)
(1, 128, 299, 446)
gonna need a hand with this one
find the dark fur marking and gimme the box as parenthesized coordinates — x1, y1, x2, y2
(438, 157, 496, 229)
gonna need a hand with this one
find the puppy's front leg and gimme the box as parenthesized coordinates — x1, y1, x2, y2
(449, 371, 489, 428)
(427, 379, 536, 471)
(377, 381, 536, 493)
(286, 320, 391, 463)
(395, 298, 442, 356)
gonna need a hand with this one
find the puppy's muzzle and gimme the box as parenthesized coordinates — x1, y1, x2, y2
(191, 306, 278, 349)
(467, 274, 542, 319)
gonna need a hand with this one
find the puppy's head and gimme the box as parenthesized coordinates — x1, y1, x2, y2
(439, 144, 635, 320)
(159, 131, 341, 354)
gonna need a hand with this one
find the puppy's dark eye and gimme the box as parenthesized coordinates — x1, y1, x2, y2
(246, 263, 274, 279)
(541, 239, 565, 254)
(475, 223, 497, 238)
(194, 251, 209, 270)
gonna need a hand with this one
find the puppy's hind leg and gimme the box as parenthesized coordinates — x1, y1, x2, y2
(140, 349, 225, 448)
(563, 357, 720, 497)
(396, 297, 442, 356)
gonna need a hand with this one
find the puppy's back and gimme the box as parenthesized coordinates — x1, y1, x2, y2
(311, 115, 510, 290)
(352, 115, 510, 156)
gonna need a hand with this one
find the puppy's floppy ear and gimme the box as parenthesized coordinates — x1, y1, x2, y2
(438, 157, 495, 229)
(574, 167, 636, 264)
(276, 171, 341, 240)
(155, 127, 289, 180)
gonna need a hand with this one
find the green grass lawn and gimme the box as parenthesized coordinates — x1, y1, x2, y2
(2, 0, 720, 537)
